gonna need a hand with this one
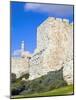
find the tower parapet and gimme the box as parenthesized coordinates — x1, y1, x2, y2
(56, 18, 62, 22)
(47, 17, 55, 21)
(63, 19, 69, 23)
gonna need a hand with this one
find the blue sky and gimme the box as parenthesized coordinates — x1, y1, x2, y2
(11, 2, 73, 54)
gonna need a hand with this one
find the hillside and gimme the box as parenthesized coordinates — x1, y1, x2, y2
(11, 67, 73, 99)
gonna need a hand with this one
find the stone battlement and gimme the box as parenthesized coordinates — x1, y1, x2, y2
(48, 17, 69, 23)
(38, 17, 71, 30)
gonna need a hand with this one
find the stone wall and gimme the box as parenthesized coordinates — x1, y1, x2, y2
(11, 57, 29, 78)
(63, 59, 73, 85)
(29, 17, 73, 84)
(29, 49, 51, 80)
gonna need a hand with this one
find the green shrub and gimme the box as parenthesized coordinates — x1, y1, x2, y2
(11, 73, 16, 82)
(24, 73, 29, 79)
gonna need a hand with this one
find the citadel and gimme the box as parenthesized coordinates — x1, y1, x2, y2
(11, 17, 73, 85)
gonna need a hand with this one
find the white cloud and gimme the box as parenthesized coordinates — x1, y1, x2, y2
(24, 3, 41, 10)
(24, 3, 73, 17)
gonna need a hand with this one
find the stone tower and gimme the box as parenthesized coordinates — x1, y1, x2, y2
(29, 17, 73, 84)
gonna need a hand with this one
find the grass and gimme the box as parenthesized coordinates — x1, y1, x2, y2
(11, 85, 74, 99)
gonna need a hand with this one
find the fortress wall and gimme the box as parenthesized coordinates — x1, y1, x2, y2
(63, 59, 73, 85)
(11, 57, 29, 78)
(29, 17, 73, 84)
(29, 49, 49, 80)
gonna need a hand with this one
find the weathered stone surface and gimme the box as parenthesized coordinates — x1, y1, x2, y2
(63, 59, 73, 85)
(11, 50, 32, 78)
(11, 57, 29, 78)
(29, 17, 73, 84)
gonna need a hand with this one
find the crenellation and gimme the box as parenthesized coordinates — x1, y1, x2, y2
(63, 19, 69, 23)
(56, 18, 62, 22)
(47, 17, 55, 21)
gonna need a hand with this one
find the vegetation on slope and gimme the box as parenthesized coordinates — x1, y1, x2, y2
(11, 85, 73, 99)
(11, 67, 71, 97)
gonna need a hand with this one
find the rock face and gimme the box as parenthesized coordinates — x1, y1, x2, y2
(29, 17, 73, 85)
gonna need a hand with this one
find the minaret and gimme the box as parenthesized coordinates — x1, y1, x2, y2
(21, 41, 24, 52)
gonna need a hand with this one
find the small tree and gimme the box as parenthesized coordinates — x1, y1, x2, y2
(11, 73, 16, 82)
(25, 73, 29, 79)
